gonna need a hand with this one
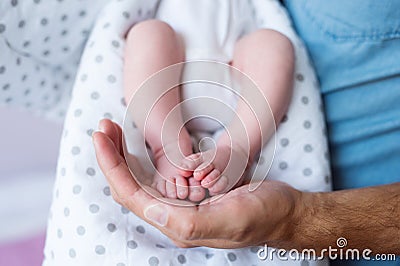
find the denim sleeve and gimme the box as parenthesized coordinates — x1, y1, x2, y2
(285, 0, 400, 191)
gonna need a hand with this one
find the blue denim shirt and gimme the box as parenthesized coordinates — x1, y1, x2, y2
(285, 0, 400, 190)
(285, 1, 400, 265)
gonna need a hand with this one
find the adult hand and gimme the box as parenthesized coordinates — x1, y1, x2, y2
(93, 119, 304, 249)
(93, 119, 400, 254)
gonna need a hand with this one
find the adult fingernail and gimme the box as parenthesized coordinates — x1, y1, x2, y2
(144, 204, 168, 226)
(98, 120, 105, 133)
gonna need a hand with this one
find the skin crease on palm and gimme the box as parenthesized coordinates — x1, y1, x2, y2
(93, 119, 400, 253)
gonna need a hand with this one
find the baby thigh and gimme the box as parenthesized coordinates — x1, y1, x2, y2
(231, 29, 294, 123)
(123, 19, 188, 151)
(123, 19, 185, 101)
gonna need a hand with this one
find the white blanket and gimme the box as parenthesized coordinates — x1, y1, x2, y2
(0, 0, 107, 120)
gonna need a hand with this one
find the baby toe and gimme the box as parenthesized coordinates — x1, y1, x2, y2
(188, 178, 206, 202)
(154, 178, 167, 197)
(200, 169, 221, 188)
(180, 154, 202, 172)
(176, 176, 189, 199)
(208, 175, 229, 195)
(165, 177, 177, 199)
(193, 162, 214, 181)
(177, 167, 193, 178)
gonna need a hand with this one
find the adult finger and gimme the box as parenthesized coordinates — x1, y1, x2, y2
(98, 119, 123, 154)
(93, 131, 141, 204)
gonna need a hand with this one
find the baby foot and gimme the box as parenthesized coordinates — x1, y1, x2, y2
(181, 144, 250, 196)
(151, 141, 207, 201)
(152, 152, 186, 198)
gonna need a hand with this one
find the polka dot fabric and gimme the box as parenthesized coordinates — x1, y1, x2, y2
(0, 0, 107, 120)
(42, 0, 331, 266)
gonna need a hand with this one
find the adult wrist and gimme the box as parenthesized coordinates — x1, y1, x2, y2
(285, 188, 308, 247)
(289, 190, 316, 249)
(288, 190, 339, 252)
(263, 185, 306, 250)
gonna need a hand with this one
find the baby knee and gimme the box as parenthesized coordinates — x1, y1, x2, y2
(126, 19, 176, 42)
(255, 29, 291, 44)
(238, 29, 294, 55)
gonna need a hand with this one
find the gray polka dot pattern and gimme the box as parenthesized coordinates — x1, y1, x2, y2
(280, 138, 289, 147)
(71, 146, 80, 155)
(91, 91, 100, 100)
(325, 175, 331, 184)
(303, 120, 312, 129)
(86, 167, 96, 176)
(304, 144, 313, 152)
(250, 246, 259, 253)
(111, 40, 120, 48)
(41, 0, 331, 265)
(136, 225, 145, 234)
(60, 168, 66, 176)
(296, 73, 304, 81)
(89, 204, 100, 213)
(148, 256, 159, 266)
(74, 109, 82, 117)
(57, 229, 63, 238)
(205, 253, 214, 259)
(279, 161, 288, 170)
(177, 254, 186, 264)
(121, 206, 129, 214)
(76, 226, 86, 236)
(73, 185, 82, 194)
(80, 74, 88, 82)
(303, 168, 313, 176)
(103, 112, 113, 119)
(95, 245, 105, 255)
(301, 96, 309, 105)
(107, 75, 116, 83)
(127, 240, 137, 249)
(95, 55, 103, 63)
(121, 97, 127, 107)
(69, 248, 76, 258)
(227, 252, 237, 261)
(107, 223, 117, 232)
(103, 186, 111, 196)
(0, 0, 108, 120)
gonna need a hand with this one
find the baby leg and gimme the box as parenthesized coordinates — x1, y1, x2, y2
(182, 29, 294, 195)
(230, 29, 294, 126)
(124, 20, 204, 200)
